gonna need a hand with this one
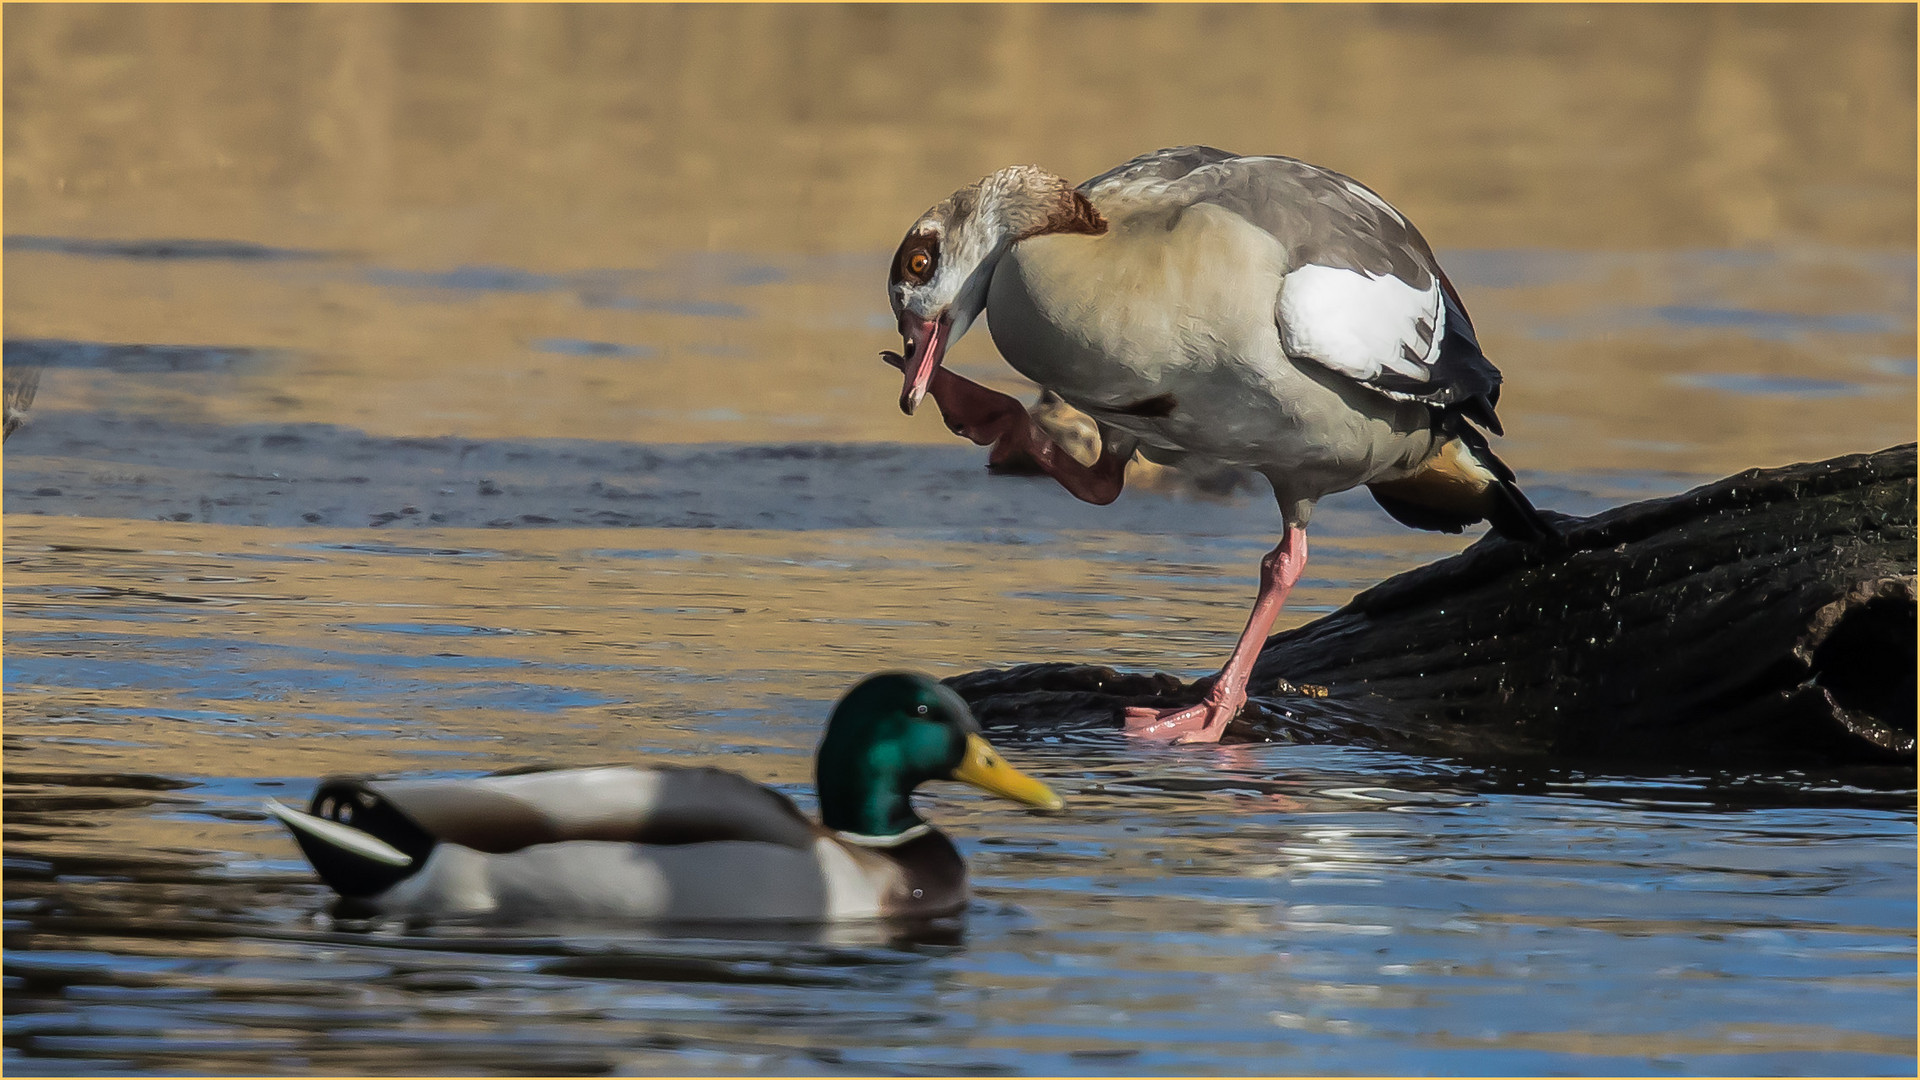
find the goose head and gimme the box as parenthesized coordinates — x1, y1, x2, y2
(814, 671, 1062, 838)
(886, 165, 1107, 414)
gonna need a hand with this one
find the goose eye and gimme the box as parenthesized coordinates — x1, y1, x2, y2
(907, 251, 931, 277)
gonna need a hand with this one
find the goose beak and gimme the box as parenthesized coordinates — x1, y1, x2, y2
(950, 732, 1064, 810)
(897, 313, 950, 415)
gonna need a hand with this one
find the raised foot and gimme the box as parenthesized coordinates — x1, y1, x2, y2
(1122, 692, 1246, 744)
(880, 350, 1026, 448)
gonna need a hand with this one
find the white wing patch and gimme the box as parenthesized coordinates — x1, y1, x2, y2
(1277, 263, 1445, 384)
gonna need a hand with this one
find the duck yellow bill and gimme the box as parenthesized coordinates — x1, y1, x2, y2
(951, 732, 1064, 810)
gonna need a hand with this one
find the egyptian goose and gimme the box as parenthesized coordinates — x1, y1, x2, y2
(266, 672, 1062, 921)
(882, 146, 1555, 744)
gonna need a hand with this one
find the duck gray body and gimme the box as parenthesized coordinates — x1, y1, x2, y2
(271, 767, 960, 922)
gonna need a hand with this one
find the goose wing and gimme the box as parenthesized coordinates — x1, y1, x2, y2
(1081, 146, 1504, 433)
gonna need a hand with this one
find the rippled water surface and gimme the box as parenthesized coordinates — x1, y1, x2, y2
(5, 5, 1916, 1076)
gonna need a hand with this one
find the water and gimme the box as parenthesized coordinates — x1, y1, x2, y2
(5, 5, 1915, 1075)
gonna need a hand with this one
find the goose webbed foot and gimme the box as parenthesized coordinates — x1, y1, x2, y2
(1120, 525, 1309, 747)
(1121, 692, 1246, 744)
(880, 352, 1125, 505)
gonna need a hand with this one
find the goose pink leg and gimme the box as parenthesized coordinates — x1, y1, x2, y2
(1124, 525, 1307, 744)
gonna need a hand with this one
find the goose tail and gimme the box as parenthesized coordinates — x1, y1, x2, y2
(264, 793, 426, 897)
(1452, 425, 1563, 551)
(1366, 426, 1565, 554)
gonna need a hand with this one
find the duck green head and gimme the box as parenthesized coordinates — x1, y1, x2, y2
(815, 672, 1063, 837)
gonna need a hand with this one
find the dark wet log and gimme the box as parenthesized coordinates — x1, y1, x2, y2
(954, 444, 1917, 768)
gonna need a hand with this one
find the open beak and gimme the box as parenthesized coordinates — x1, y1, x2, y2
(897, 313, 950, 415)
(949, 732, 1064, 810)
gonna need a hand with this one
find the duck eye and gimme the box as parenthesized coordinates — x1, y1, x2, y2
(915, 704, 929, 716)
(908, 251, 931, 276)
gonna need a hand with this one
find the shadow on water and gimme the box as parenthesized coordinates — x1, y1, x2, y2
(4, 339, 277, 375)
(2, 235, 332, 262)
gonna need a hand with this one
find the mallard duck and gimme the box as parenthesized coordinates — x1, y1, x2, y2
(264, 672, 1062, 922)
(882, 146, 1557, 743)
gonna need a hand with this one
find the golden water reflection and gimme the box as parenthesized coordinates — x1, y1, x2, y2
(5, 4, 1915, 475)
(7, 4, 1914, 253)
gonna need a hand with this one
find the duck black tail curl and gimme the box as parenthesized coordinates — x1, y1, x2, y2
(266, 779, 436, 898)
